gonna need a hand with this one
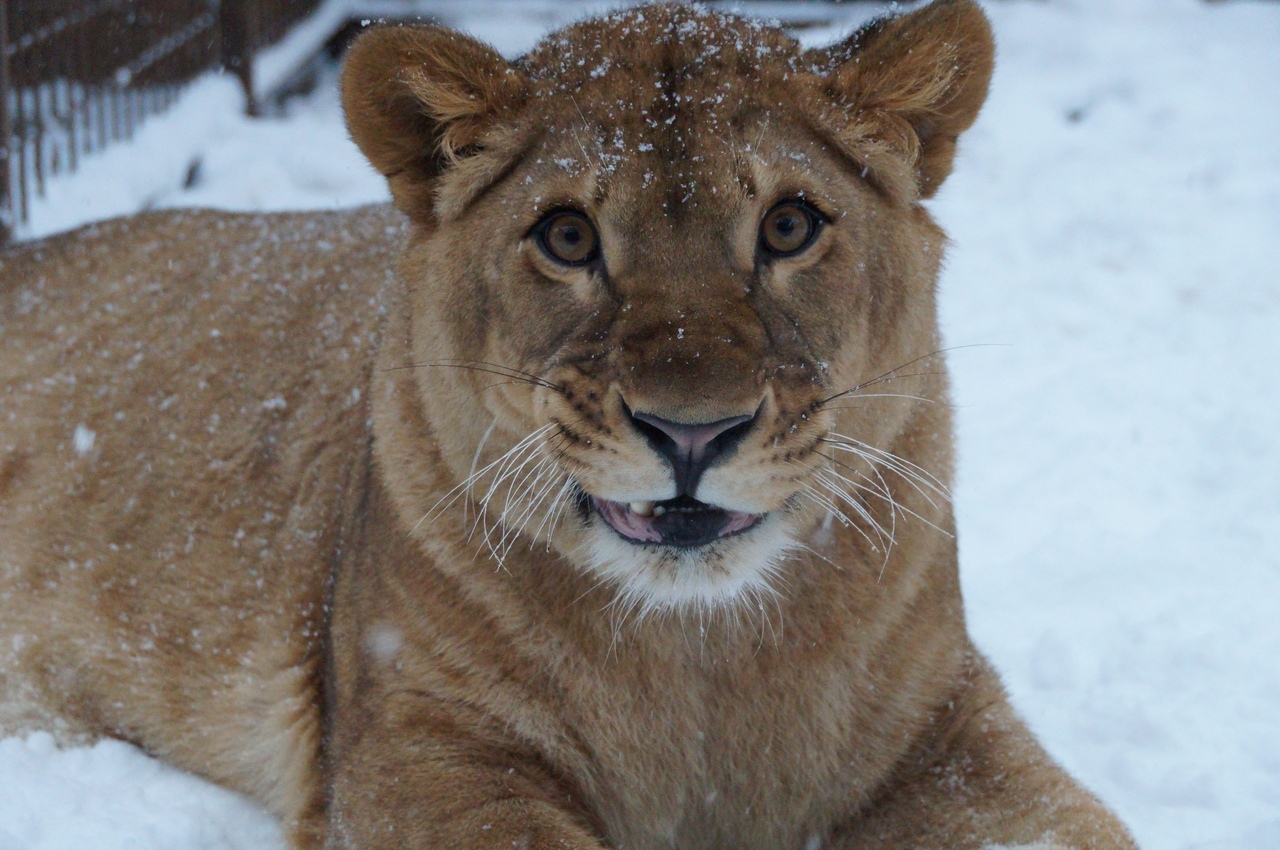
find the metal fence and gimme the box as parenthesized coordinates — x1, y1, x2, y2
(0, 0, 322, 241)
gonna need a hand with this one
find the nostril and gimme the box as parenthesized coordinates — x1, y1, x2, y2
(627, 410, 679, 457)
(708, 415, 756, 458)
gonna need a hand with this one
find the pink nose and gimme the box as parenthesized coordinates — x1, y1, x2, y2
(626, 406, 759, 496)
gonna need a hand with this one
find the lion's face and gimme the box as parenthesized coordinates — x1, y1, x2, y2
(343, 3, 992, 612)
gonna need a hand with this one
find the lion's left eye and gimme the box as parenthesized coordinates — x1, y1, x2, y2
(759, 202, 822, 257)
(536, 211, 600, 266)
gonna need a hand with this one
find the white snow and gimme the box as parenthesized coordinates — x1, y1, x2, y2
(71, 425, 95, 456)
(931, 2, 1280, 846)
(4, 1, 1278, 848)
(0, 733, 281, 850)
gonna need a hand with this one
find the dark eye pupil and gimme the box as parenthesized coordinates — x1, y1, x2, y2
(539, 212, 598, 265)
(761, 203, 817, 256)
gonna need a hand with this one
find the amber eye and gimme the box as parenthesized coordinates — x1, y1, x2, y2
(759, 201, 821, 257)
(537, 211, 600, 266)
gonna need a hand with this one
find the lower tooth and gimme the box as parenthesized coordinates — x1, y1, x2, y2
(653, 506, 666, 517)
(629, 501, 655, 517)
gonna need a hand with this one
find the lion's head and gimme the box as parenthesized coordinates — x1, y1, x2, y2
(342, 1, 993, 614)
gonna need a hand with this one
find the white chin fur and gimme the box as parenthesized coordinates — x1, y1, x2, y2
(580, 512, 797, 616)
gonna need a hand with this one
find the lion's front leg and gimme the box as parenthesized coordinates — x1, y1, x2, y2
(323, 695, 606, 850)
(834, 665, 1135, 850)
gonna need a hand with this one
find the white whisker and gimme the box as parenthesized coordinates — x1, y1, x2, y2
(820, 391, 939, 408)
(410, 422, 555, 539)
(823, 432, 950, 508)
(795, 543, 844, 572)
(796, 488, 881, 554)
(814, 470, 895, 552)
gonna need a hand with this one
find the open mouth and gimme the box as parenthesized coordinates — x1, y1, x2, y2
(591, 495, 763, 548)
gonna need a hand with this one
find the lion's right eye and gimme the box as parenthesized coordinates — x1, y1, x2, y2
(536, 211, 600, 266)
(759, 201, 822, 258)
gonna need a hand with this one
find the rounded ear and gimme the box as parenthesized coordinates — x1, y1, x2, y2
(341, 25, 528, 219)
(815, 0, 994, 198)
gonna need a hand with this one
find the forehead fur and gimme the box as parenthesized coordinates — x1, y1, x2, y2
(518, 7, 819, 147)
(481, 6, 911, 210)
(521, 5, 803, 87)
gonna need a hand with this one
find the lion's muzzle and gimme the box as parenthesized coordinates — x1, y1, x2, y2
(590, 402, 766, 547)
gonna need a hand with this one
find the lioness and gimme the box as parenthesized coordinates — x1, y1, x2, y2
(0, 2, 1135, 848)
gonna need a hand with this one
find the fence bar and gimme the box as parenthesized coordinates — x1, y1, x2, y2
(0, 0, 11, 241)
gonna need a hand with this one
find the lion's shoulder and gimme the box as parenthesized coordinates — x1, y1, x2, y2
(0, 203, 405, 538)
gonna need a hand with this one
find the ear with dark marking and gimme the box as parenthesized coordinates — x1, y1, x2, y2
(815, 0, 994, 198)
(341, 25, 528, 219)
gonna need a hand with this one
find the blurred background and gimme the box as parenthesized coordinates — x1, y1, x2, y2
(1, 1, 1278, 849)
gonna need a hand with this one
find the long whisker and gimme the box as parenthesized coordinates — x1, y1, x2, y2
(493, 456, 553, 557)
(521, 422, 589, 550)
(476, 440, 551, 555)
(549, 484, 583, 544)
(815, 465, 897, 571)
(795, 543, 844, 572)
(797, 482, 858, 530)
(474, 455, 536, 563)
(815, 469, 895, 550)
(386, 360, 565, 394)
(819, 441, 941, 515)
(817, 351, 947, 407)
(824, 432, 950, 500)
(502, 457, 566, 557)
(817, 443, 954, 540)
(461, 420, 587, 568)
(820, 391, 952, 409)
(795, 488, 882, 553)
(534, 477, 577, 550)
(409, 423, 555, 538)
(416, 359, 559, 388)
(817, 343, 1003, 408)
(462, 425, 558, 564)
(464, 417, 500, 527)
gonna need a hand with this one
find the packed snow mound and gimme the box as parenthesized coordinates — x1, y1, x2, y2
(0, 733, 282, 850)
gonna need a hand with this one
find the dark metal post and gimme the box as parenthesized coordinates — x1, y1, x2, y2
(221, 0, 260, 116)
(0, 0, 12, 242)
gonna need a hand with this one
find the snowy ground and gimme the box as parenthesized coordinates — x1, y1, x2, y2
(4, 1, 1279, 848)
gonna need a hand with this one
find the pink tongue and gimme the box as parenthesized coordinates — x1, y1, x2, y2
(594, 499, 665, 543)
(719, 511, 760, 536)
